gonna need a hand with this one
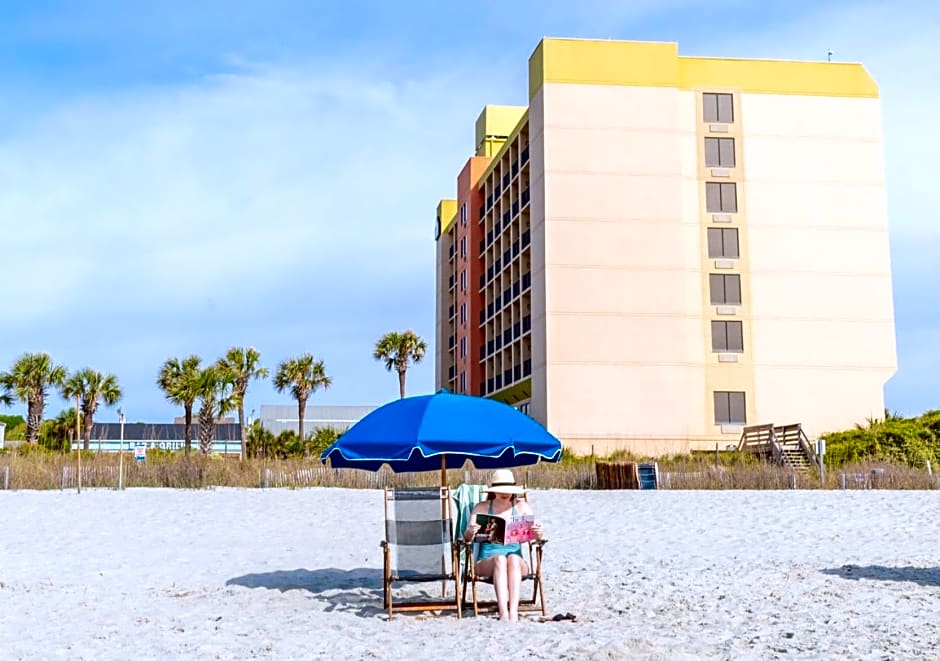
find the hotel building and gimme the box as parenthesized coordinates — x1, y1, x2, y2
(434, 38, 896, 456)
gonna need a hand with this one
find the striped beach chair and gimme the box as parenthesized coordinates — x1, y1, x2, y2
(381, 486, 461, 619)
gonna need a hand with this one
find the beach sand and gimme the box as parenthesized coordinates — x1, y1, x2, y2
(2, 487, 939, 659)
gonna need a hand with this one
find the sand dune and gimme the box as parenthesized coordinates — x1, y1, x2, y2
(2, 488, 938, 659)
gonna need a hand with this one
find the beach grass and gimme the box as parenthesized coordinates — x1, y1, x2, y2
(0, 449, 937, 490)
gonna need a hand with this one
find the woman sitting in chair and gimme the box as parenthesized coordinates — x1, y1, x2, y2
(463, 469, 544, 621)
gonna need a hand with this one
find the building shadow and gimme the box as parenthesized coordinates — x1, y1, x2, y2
(226, 567, 387, 617)
(821, 564, 940, 587)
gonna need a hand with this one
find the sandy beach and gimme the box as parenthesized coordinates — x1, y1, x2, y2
(2, 487, 939, 659)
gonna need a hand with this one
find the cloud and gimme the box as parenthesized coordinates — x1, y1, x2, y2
(0, 56, 512, 417)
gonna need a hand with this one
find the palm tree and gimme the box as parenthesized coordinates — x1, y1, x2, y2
(216, 346, 268, 459)
(273, 354, 332, 444)
(0, 352, 67, 444)
(374, 330, 427, 399)
(157, 355, 201, 455)
(194, 365, 235, 455)
(60, 368, 123, 451)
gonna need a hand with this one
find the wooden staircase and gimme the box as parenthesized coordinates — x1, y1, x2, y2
(738, 423, 817, 471)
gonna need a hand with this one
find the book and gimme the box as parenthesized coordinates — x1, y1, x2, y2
(474, 513, 536, 545)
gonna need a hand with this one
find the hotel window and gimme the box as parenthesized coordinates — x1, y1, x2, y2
(460, 270, 467, 292)
(460, 203, 467, 226)
(710, 274, 742, 305)
(460, 302, 467, 323)
(703, 93, 734, 123)
(711, 321, 744, 353)
(459, 337, 467, 358)
(704, 137, 735, 167)
(714, 391, 746, 424)
(459, 371, 467, 393)
(706, 182, 737, 213)
(707, 228, 739, 258)
(460, 236, 467, 258)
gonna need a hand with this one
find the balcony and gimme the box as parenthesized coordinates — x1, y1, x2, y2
(512, 240, 519, 259)
(503, 248, 511, 265)
(494, 183, 501, 197)
(502, 172, 510, 188)
(513, 364, 521, 381)
(511, 160, 519, 179)
(511, 200, 519, 218)
(448, 304, 455, 319)
(521, 145, 529, 164)
(486, 194, 492, 209)
(513, 321, 521, 339)
(487, 377, 494, 393)
(523, 359, 531, 376)
(522, 272, 531, 290)
(479, 310, 485, 325)
(479, 239, 484, 254)
(495, 374, 503, 389)
(523, 314, 531, 332)
(479, 346, 485, 360)
(487, 302, 494, 318)
(478, 204, 485, 220)
(494, 257, 501, 272)
(479, 274, 485, 290)
(503, 328, 512, 344)
(503, 368, 512, 385)
(486, 230, 493, 246)
(503, 287, 511, 306)
(487, 339, 494, 355)
(487, 266, 493, 282)
(521, 188, 530, 207)
(512, 281, 520, 298)
(495, 335, 502, 351)
(448, 245, 455, 260)
(522, 229, 530, 248)
(448, 366, 455, 380)
(502, 210, 510, 225)
(494, 219, 501, 235)
(448, 274, 455, 290)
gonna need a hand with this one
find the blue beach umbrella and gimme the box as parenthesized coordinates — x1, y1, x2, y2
(320, 390, 562, 479)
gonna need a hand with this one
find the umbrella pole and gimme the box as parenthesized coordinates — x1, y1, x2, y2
(441, 454, 448, 598)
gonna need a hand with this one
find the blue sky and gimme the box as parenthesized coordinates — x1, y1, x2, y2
(1, 0, 937, 424)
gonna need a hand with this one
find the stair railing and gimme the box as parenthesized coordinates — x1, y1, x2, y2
(795, 425, 819, 467)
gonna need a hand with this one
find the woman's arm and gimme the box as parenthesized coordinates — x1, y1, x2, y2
(463, 502, 484, 541)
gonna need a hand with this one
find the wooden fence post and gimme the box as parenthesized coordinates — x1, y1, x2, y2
(2, 465, 8, 490)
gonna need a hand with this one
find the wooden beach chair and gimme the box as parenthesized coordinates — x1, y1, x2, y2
(456, 489, 547, 617)
(380, 486, 461, 619)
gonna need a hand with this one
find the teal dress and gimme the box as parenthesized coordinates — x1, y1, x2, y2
(478, 500, 523, 560)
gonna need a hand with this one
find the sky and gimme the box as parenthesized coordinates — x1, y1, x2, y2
(0, 0, 937, 424)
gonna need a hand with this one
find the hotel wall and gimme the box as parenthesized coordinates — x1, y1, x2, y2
(535, 83, 706, 455)
(741, 93, 895, 436)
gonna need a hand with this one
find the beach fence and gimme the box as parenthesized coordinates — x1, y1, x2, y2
(0, 454, 937, 490)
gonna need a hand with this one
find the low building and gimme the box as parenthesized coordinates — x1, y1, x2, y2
(75, 422, 243, 454)
(259, 404, 376, 436)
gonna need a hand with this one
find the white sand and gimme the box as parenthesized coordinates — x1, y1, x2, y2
(2, 488, 939, 659)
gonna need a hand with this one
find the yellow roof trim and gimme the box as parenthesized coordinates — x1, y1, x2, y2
(529, 37, 878, 99)
(478, 109, 529, 186)
(437, 199, 458, 237)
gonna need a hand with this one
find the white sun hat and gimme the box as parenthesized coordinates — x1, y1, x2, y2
(483, 468, 526, 495)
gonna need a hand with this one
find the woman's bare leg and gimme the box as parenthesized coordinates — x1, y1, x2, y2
(506, 555, 526, 621)
(476, 556, 510, 620)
